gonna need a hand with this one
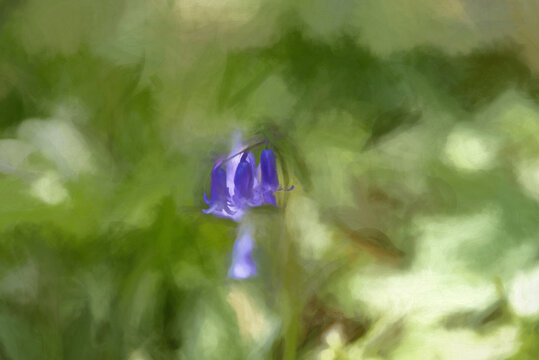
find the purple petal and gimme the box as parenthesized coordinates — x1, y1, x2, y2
(228, 225, 257, 279)
(210, 166, 229, 203)
(260, 149, 279, 191)
(226, 132, 244, 196)
(202, 203, 218, 214)
(204, 160, 237, 219)
(203, 193, 211, 205)
(233, 153, 254, 202)
(263, 191, 277, 206)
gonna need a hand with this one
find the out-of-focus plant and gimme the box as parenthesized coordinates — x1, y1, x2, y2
(201, 130, 303, 358)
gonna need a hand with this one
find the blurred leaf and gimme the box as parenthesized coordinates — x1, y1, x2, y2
(335, 224, 405, 265)
(217, 52, 275, 110)
(442, 299, 509, 330)
(362, 106, 422, 150)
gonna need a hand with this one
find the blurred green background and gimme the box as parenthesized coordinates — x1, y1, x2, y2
(1, 0, 539, 359)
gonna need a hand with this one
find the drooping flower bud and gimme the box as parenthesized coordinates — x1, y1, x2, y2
(203, 161, 235, 218)
(260, 149, 279, 205)
(233, 152, 263, 208)
(228, 224, 257, 279)
(234, 153, 254, 201)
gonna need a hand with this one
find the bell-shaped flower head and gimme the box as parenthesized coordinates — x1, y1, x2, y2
(228, 224, 257, 279)
(232, 152, 263, 209)
(234, 153, 254, 200)
(203, 160, 236, 219)
(203, 132, 292, 222)
(260, 149, 280, 205)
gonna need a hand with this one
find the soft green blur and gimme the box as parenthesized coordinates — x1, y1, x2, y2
(1, 1, 538, 359)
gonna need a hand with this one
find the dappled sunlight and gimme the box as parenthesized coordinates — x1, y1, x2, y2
(444, 126, 500, 172)
(0, 1, 538, 359)
(508, 266, 539, 319)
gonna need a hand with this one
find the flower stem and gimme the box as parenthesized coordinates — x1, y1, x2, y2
(221, 140, 266, 164)
(283, 309, 299, 360)
(282, 222, 300, 360)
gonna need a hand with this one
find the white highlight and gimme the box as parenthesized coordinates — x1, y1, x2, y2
(516, 158, 539, 202)
(30, 172, 69, 205)
(444, 126, 498, 171)
(18, 118, 95, 178)
(508, 266, 539, 318)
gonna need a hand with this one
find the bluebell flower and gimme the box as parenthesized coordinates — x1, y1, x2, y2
(228, 224, 257, 279)
(260, 148, 293, 205)
(232, 152, 263, 209)
(203, 134, 296, 280)
(203, 141, 293, 221)
(203, 160, 236, 219)
(260, 149, 279, 205)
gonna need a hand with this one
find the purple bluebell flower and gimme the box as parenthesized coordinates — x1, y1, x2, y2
(203, 134, 296, 280)
(260, 149, 280, 205)
(232, 152, 263, 209)
(259, 149, 293, 205)
(203, 160, 236, 219)
(228, 224, 257, 279)
(203, 143, 293, 220)
(234, 153, 254, 203)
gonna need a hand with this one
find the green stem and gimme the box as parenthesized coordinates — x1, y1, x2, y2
(282, 226, 299, 360)
(283, 308, 299, 360)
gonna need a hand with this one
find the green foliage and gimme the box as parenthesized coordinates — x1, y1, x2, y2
(0, 1, 538, 359)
